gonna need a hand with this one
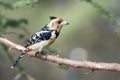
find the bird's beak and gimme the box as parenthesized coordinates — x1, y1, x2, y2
(60, 21, 69, 26)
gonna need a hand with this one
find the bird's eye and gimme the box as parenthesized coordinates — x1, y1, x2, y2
(58, 21, 62, 24)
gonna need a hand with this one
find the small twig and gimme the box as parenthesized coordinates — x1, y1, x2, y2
(0, 37, 120, 72)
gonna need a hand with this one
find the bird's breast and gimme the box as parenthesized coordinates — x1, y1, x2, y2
(48, 38, 56, 45)
(28, 38, 56, 51)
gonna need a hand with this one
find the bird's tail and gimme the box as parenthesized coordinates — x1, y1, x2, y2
(11, 53, 25, 68)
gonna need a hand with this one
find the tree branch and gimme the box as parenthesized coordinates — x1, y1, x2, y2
(0, 37, 120, 72)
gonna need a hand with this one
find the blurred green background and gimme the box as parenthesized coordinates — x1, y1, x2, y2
(0, 0, 120, 80)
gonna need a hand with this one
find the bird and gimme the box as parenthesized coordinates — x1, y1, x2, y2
(11, 16, 69, 68)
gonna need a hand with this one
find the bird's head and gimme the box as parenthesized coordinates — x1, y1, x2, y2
(47, 16, 69, 31)
(49, 16, 69, 26)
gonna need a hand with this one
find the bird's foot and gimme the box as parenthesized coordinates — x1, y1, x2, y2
(41, 51, 48, 60)
(35, 51, 48, 60)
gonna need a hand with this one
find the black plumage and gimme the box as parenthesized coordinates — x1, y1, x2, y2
(25, 25, 59, 47)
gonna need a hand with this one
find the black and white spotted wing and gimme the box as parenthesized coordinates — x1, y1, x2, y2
(25, 30, 52, 47)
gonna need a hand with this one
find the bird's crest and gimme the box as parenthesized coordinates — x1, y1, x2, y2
(49, 16, 57, 20)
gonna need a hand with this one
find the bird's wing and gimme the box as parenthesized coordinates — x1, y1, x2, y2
(25, 30, 52, 47)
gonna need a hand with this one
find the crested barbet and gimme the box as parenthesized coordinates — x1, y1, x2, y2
(11, 16, 69, 68)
